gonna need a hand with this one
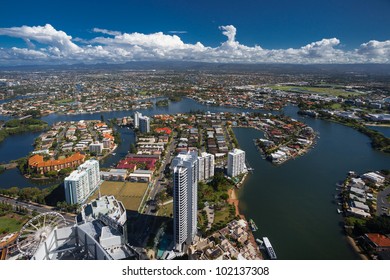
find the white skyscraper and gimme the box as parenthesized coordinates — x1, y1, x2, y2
(134, 111, 142, 128)
(197, 152, 215, 182)
(139, 115, 150, 133)
(64, 160, 101, 204)
(227, 148, 246, 178)
(172, 151, 198, 252)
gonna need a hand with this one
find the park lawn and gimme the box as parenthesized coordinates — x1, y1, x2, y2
(157, 202, 173, 217)
(330, 103, 342, 110)
(119, 197, 144, 211)
(119, 182, 148, 197)
(213, 207, 231, 224)
(0, 214, 29, 234)
(345, 216, 365, 226)
(55, 98, 74, 104)
(90, 181, 148, 211)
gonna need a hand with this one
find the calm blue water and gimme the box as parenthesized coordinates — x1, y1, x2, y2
(100, 126, 135, 168)
(0, 98, 246, 188)
(0, 98, 389, 259)
(0, 131, 41, 163)
(234, 106, 389, 259)
(367, 126, 390, 138)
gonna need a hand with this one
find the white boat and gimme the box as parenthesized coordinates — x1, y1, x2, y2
(337, 209, 342, 214)
(263, 237, 277, 260)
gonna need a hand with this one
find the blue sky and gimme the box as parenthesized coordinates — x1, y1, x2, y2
(0, 0, 389, 65)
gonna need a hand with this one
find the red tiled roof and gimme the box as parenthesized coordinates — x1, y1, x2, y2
(116, 156, 157, 171)
(155, 127, 172, 135)
(366, 233, 390, 247)
(103, 133, 114, 140)
(29, 152, 85, 168)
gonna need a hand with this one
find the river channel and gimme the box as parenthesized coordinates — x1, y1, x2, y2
(0, 98, 389, 259)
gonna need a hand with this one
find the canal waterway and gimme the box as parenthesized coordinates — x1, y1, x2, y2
(0, 98, 389, 259)
(234, 106, 389, 259)
(0, 98, 246, 188)
(367, 125, 390, 138)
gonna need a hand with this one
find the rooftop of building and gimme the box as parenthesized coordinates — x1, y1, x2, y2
(366, 233, 390, 247)
(229, 148, 245, 155)
(80, 195, 126, 225)
(29, 152, 85, 168)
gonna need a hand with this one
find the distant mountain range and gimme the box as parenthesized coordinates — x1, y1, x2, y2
(1, 61, 390, 76)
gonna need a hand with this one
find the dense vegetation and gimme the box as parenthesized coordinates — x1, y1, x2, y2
(0, 185, 59, 204)
(0, 118, 48, 143)
(197, 172, 237, 235)
(155, 99, 169, 107)
(352, 216, 390, 236)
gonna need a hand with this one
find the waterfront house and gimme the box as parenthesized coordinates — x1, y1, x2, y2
(28, 152, 85, 174)
(363, 233, 390, 253)
(362, 172, 386, 186)
(347, 207, 371, 218)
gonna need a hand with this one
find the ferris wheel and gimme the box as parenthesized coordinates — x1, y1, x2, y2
(17, 212, 67, 257)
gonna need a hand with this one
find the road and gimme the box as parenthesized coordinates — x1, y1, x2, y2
(133, 133, 177, 248)
(0, 195, 76, 225)
(377, 187, 390, 216)
(145, 133, 177, 215)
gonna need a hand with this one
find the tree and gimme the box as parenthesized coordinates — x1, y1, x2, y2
(130, 143, 137, 154)
(211, 172, 227, 191)
(220, 193, 229, 200)
(45, 170, 58, 178)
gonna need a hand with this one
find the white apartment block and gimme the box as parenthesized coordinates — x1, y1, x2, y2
(172, 151, 198, 252)
(89, 142, 104, 154)
(198, 152, 215, 182)
(64, 160, 101, 204)
(227, 148, 246, 178)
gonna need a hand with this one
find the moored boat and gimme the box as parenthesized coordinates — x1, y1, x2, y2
(249, 219, 258, 231)
(263, 237, 277, 260)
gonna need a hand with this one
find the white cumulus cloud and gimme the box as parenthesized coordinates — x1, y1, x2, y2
(0, 23, 389, 65)
(0, 24, 81, 56)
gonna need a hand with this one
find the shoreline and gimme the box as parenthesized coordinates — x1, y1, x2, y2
(346, 236, 369, 260)
(233, 124, 317, 165)
(364, 123, 390, 128)
(227, 178, 263, 259)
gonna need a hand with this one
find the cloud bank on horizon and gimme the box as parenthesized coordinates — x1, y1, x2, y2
(0, 24, 389, 65)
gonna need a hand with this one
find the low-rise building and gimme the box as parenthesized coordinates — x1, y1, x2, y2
(128, 170, 153, 182)
(362, 172, 386, 186)
(28, 152, 85, 174)
(100, 169, 128, 181)
(363, 233, 390, 253)
(89, 142, 104, 155)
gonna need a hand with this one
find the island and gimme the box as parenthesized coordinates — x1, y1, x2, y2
(0, 118, 48, 143)
(252, 114, 316, 164)
(155, 99, 169, 107)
